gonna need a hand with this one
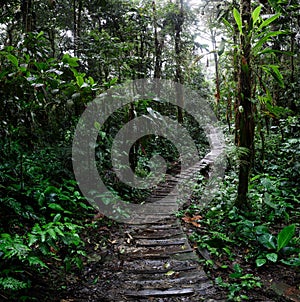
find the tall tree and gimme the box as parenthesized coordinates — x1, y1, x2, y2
(153, 0, 164, 80)
(174, 0, 184, 123)
(21, 0, 35, 32)
(73, 0, 83, 56)
(235, 0, 255, 208)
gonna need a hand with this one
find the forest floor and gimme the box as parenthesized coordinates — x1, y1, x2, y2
(26, 214, 299, 302)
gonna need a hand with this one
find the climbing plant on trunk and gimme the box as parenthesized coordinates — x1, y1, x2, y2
(232, 1, 289, 209)
(234, 0, 254, 209)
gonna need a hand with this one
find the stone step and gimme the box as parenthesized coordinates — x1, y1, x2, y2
(132, 229, 184, 239)
(128, 220, 180, 228)
(135, 237, 188, 247)
(123, 264, 198, 275)
(124, 288, 195, 297)
(123, 270, 208, 284)
(121, 259, 199, 270)
(122, 245, 194, 259)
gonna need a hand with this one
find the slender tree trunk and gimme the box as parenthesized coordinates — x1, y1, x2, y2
(22, 0, 34, 33)
(233, 29, 239, 139)
(153, 0, 164, 80)
(235, 0, 255, 209)
(77, 0, 83, 56)
(174, 0, 184, 123)
(290, 29, 297, 111)
(232, 0, 240, 144)
(152, 0, 166, 99)
(49, 28, 56, 57)
(73, 0, 82, 56)
(211, 30, 220, 119)
(73, 0, 77, 56)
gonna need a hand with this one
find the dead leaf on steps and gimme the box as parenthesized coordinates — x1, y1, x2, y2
(182, 215, 202, 228)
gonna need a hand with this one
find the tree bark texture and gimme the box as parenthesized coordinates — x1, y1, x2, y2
(235, 0, 255, 209)
(174, 0, 184, 123)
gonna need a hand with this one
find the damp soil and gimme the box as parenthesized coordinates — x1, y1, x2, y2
(13, 215, 299, 302)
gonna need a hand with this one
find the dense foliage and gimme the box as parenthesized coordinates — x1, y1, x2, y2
(0, 0, 299, 300)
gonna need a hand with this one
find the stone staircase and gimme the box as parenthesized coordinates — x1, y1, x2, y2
(106, 125, 226, 301)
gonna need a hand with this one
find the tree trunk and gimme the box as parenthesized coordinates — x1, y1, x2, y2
(77, 0, 83, 56)
(233, 26, 239, 142)
(152, 0, 166, 97)
(73, 0, 82, 56)
(153, 0, 165, 79)
(73, 0, 77, 56)
(174, 0, 184, 123)
(21, 0, 34, 33)
(211, 30, 220, 119)
(290, 29, 297, 112)
(235, 0, 255, 210)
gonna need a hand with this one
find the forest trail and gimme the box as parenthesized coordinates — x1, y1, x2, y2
(104, 126, 226, 301)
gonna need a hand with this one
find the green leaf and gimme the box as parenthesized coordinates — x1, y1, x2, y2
(71, 67, 79, 76)
(257, 48, 294, 56)
(281, 258, 300, 267)
(109, 77, 118, 86)
(32, 223, 42, 234)
(41, 232, 46, 243)
(6, 54, 19, 68)
(277, 224, 295, 252)
(250, 174, 261, 182)
(36, 31, 44, 39)
(258, 233, 276, 249)
(266, 253, 278, 263)
(88, 76, 95, 85)
(94, 121, 101, 131)
(257, 13, 280, 32)
(48, 203, 65, 212)
(165, 270, 175, 276)
(269, 66, 284, 88)
(47, 228, 57, 240)
(5, 46, 14, 52)
(27, 256, 48, 268)
(252, 6, 262, 25)
(68, 58, 79, 67)
(253, 31, 287, 56)
(27, 233, 38, 246)
(230, 272, 243, 279)
(262, 65, 284, 88)
(255, 225, 269, 235)
(256, 258, 267, 267)
(0, 277, 29, 290)
(222, 18, 234, 32)
(265, 104, 289, 118)
(62, 54, 79, 67)
(79, 202, 92, 210)
(54, 226, 65, 237)
(233, 8, 243, 34)
(76, 76, 84, 87)
(53, 213, 61, 222)
(44, 186, 60, 195)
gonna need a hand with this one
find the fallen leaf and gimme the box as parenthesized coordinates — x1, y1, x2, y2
(182, 215, 202, 227)
(191, 221, 201, 228)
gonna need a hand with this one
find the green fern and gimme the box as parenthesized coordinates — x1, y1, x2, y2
(0, 277, 29, 291)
